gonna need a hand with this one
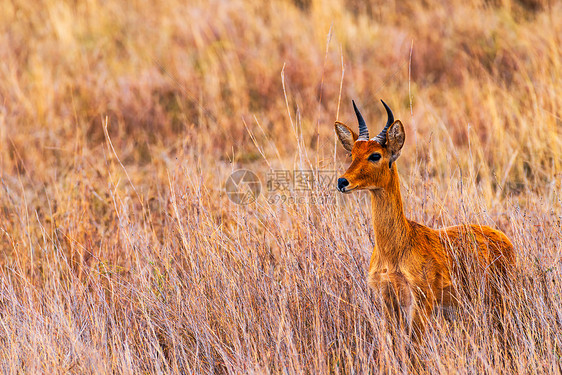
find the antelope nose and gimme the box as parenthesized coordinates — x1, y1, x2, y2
(337, 178, 349, 192)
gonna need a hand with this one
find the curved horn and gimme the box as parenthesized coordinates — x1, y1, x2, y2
(372, 99, 394, 145)
(352, 100, 369, 141)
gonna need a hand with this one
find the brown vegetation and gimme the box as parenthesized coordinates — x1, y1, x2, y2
(0, 0, 561, 373)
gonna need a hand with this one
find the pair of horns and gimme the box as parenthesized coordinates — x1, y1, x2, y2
(353, 99, 394, 145)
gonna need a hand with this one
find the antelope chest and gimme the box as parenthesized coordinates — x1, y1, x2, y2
(368, 266, 411, 291)
(368, 266, 416, 307)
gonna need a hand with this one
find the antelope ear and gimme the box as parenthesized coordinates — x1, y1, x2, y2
(386, 120, 405, 168)
(334, 121, 358, 152)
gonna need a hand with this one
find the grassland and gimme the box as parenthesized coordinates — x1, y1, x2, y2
(0, 0, 561, 373)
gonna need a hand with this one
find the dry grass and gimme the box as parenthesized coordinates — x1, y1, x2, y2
(0, 0, 561, 373)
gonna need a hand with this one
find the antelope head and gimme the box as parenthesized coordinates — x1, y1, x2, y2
(335, 100, 405, 193)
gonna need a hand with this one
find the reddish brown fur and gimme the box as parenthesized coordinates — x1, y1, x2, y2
(335, 116, 515, 340)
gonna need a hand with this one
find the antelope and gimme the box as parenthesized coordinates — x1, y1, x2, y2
(335, 100, 515, 339)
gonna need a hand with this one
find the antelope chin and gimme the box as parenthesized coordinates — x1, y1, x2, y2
(339, 186, 358, 194)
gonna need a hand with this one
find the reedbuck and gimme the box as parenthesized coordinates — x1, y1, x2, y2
(335, 100, 515, 339)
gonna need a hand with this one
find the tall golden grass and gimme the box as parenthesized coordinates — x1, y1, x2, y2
(0, 0, 561, 372)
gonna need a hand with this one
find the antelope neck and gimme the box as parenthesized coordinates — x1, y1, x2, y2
(369, 168, 411, 260)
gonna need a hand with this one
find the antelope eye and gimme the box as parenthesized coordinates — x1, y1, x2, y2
(368, 153, 381, 162)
